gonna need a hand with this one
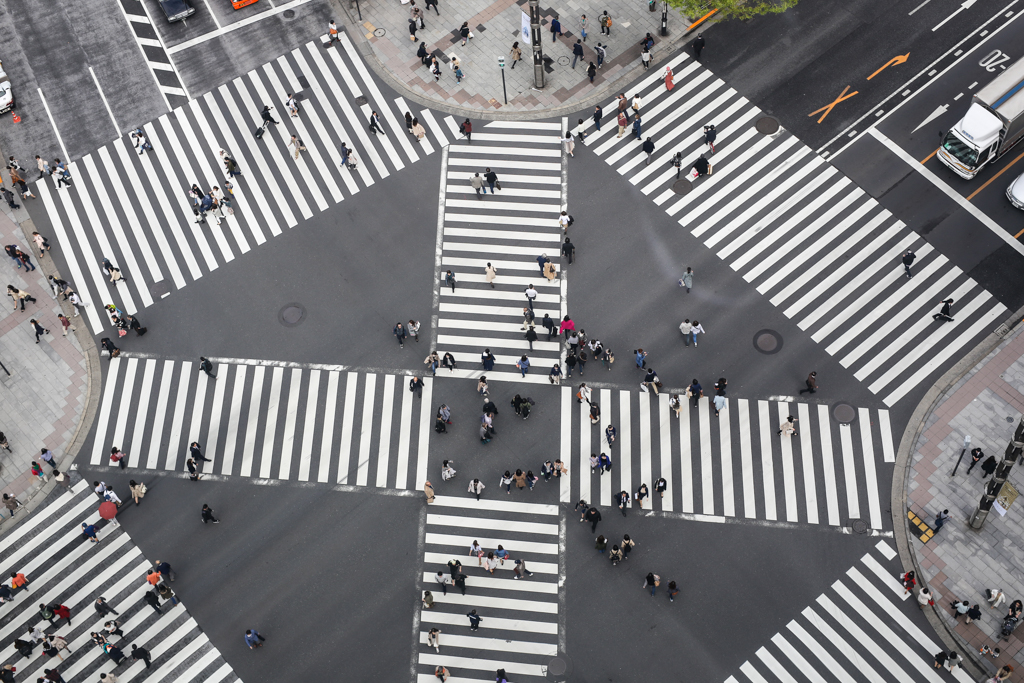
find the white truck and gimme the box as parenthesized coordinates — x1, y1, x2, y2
(937, 57, 1024, 180)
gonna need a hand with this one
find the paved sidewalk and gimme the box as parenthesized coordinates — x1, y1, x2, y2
(906, 322, 1024, 675)
(0, 199, 97, 534)
(342, 0, 698, 114)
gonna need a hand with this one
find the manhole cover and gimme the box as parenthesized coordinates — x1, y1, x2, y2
(278, 303, 306, 327)
(756, 116, 780, 135)
(354, 95, 368, 106)
(850, 519, 868, 534)
(557, 56, 570, 66)
(833, 403, 856, 424)
(373, 27, 386, 37)
(283, 9, 295, 19)
(547, 658, 567, 676)
(753, 329, 782, 354)
(1008, 416, 1015, 423)
(671, 179, 692, 195)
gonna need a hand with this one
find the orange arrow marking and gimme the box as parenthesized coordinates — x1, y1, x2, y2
(867, 53, 910, 80)
(808, 86, 859, 124)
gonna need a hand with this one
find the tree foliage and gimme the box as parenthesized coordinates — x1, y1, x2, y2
(666, 0, 799, 22)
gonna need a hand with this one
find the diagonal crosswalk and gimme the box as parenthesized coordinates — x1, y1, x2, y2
(417, 496, 559, 683)
(561, 388, 895, 529)
(39, 30, 462, 335)
(726, 540, 973, 683)
(435, 120, 567, 383)
(582, 54, 1008, 407)
(0, 481, 242, 683)
(89, 356, 434, 488)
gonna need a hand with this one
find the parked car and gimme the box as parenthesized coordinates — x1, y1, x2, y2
(0, 61, 13, 115)
(159, 0, 195, 22)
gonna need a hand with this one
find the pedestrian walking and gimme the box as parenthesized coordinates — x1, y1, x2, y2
(798, 371, 818, 395)
(517, 355, 530, 376)
(484, 168, 499, 193)
(444, 269, 457, 293)
(617, 110, 628, 138)
(35, 156, 50, 180)
(550, 15, 562, 41)
(287, 135, 306, 159)
(703, 124, 716, 153)
(1, 186, 19, 209)
(201, 503, 219, 524)
(427, 628, 440, 652)
(8, 285, 37, 311)
(509, 41, 522, 69)
(468, 478, 485, 500)
(902, 249, 916, 278)
(934, 509, 950, 531)
(460, 118, 472, 142)
(693, 33, 705, 60)
(394, 322, 407, 348)
(633, 114, 643, 140)
(199, 357, 217, 378)
(690, 320, 705, 345)
(94, 597, 119, 617)
(933, 298, 954, 322)
(459, 21, 470, 45)
(30, 460, 46, 482)
(583, 505, 601, 532)
(368, 110, 385, 135)
(466, 607, 483, 630)
(679, 267, 694, 292)
(244, 630, 265, 649)
(563, 132, 575, 157)
(967, 447, 984, 474)
(644, 573, 660, 596)
(595, 535, 607, 553)
(130, 644, 152, 668)
(617, 490, 629, 516)
(635, 483, 649, 509)
(129, 479, 146, 504)
(982, 455, 998, 478)
(587, 61, 597, 83)
(687, 379, 703, 407)
(900, 571, 916, 594)
(424, 480, 435, 503)
(605, 424, 616, 448)
(109, 447, 127, 470)
(425, 0, 438, 15)
(778, 415, 798, 437)
(642, 137, 655, 165)
(442, 351, 457, 373)
(641, 46, 651, 70)
(570, 39, 584, 69)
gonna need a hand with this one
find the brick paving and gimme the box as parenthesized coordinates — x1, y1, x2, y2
(345, 0, 696, 112)
(907, 324, 1024, 673)
(0, 202, 91, 531)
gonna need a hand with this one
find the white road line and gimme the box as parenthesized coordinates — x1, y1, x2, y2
(163, 362, 191, 471)
(758, 401, 776, 520)
(204, 363, 228, 475)
(777, 402, 798, 522)
(798, 402, 818, 525)
(679, 394, 693, 513)
(146, 360, 175, 469)
(719, 399, 735, 517)
(869, 128, 1024, 256)
(658, 394, 673, 512)
(858, 409, 882, 529)
(578, 392, 590, 506)
(127, 359, 156, 468)
(698, 397, 713, 515)
(619, 391, 631, 503)
(838, 424, 859, 520)
(317, 371, 341, 483)
(395, 376, 415, 490)
(239, 365, 265, 477)
(372, 374, 395, 488)
(352, 373, 376, 485)
(277, 368, 302, 479)
(415, 377, 434, 490)
(639, 392, 653, 503)
(220, 364, 246, 476)
(297, 369, 320, 482)
(600, 388, 612, 507)
(737, 398, 755, 518)
(257, 366, 284, 478)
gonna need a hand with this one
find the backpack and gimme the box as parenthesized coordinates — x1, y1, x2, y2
(567, 214, 575, 226)
(459, 121, 467, 133)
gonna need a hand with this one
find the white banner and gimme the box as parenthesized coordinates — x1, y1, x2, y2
(521, 12, 531, 42)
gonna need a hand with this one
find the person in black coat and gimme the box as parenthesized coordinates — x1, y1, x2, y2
(981, 455, 998, 478)
(417, 41, 430, 65)
(693, 155, 709, 177)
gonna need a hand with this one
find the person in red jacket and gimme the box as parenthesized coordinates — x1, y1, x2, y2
(52, 604, 72, 626)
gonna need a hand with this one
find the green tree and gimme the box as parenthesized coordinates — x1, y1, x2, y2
(666, 0, 798, 21)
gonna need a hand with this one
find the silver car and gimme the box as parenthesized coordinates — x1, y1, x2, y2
(1008, 172, 1024, 210)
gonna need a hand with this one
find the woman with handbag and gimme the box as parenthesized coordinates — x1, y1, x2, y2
(643, 572, 660, 596)
(129, 480, 147, 505)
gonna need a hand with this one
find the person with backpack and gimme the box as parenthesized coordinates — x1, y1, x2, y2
(550, 16, 562, 41)
(460, 119, 472, 142)
(599, 10, 611, 35)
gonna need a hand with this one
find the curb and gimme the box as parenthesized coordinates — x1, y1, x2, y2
(891, 303, 1024, 680)
(0, 207, 103, 539)
(334, 0, 697, 122)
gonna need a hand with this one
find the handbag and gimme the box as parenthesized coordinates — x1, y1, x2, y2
(468, 31, 474, 38)
(118, 329, 127, 337)
(495, 181, 501, 190)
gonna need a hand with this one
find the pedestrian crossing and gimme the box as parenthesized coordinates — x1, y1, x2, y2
(581, 54, 1009, 407)
(90, 356, 434, 488)
(417, 495, 560, 683)
(561, 388, 896, 530)
(726, 539, 973, 683)
(0, 481, 241, 683)
(435, 120, 567, 383)
(39, 29, 461, 336)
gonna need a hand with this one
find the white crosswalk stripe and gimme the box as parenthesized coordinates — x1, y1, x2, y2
(38, 30, 460, 335)
(89, 356, 434, 488)
(728, 540, 974, 683)
(417, 496, 559, 683)
(562, 389, 895, 529)
(434, 120, 566, 380)
(582, 54, 1008, 406)
(0, 482, 242, 683)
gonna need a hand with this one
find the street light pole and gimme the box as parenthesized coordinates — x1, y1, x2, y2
(660, 1, 668, 36)
(529, 0, 545, 89)
(498, 56, 507, 104)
